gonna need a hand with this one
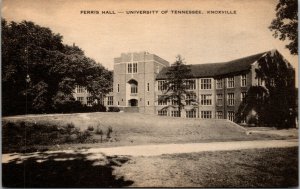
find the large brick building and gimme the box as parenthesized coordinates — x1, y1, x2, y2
(75, 50, 296, 124)
(111, 52, 169, 113)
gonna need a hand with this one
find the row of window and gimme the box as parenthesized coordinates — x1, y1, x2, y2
(76, 85, 86, 93)
(157, 110, 235, 121)
(157, 75, 248, 91)
(216, 75, 247, 89)
(108, 91, 247, 107)
(76, 96, 94, 106)
(115, 75, 262, 93)
(158, 92, 247, 106)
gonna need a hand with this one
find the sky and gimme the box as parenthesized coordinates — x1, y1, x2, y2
(2, 0, 298, 84)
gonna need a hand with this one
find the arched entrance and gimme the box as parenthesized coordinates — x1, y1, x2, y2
(128, 99, 138, 107)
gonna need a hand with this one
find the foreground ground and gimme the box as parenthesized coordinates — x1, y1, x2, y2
(2, 113, 298, 187)
(2, 112, 297, 152)
(2, 146, 298, 187)
(114, 147, 298, 187)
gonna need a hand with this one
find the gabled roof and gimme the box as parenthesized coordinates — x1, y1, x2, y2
(156, 51, 269, 79)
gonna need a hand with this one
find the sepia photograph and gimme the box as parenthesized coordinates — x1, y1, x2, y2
(1, 0, 299, 187)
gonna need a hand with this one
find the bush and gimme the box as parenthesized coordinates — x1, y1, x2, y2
(95, 126, 103, 135)
(78, 130, 92, 143)
(108, 107, 120, 112)
(87, 125, 94, 131)
(2, 121, 94, 153)
(106, 126, 113, 139)
(67, 122, 75, 129)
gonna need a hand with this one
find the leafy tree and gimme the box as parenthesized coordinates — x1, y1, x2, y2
(2, 19, 113, 115)
(269, 0, 298, 55)
(159, 55, 196, 117)
(236, 50, 297, 128)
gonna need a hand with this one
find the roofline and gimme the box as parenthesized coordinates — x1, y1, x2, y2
(155, 50, 286, 80)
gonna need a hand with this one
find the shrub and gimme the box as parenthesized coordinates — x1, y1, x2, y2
(95, 126, 103, 135)
(66, 122, 75, 129)
(78, 130, 92, 143)
(2, 121, 96, 153)
(65, 122, 75, 133)
(95, 126, 104, 142)
(108, 107, 120, 112)
(87, 125, 94, 131)
(106, 126, 113, 139)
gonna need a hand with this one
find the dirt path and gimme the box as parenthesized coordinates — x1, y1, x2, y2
(2, 139, 298, 163)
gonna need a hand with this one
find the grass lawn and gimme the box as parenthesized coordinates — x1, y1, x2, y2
(113, 147, 298, 187)
(2, 112, 293, 153)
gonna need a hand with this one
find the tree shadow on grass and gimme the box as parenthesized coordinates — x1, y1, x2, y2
(2, 151, 134, 188)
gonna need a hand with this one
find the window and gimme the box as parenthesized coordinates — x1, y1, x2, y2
(186, 94, 196, 105)
(216, 94, 223, 106)
(128, 63, 137, 73)
(117, 84, 120, 92)
(107, 96, 113, 105)
(270, 78, 275, 87)
(200, 79, 212, 89)
(227, 77, 235, 88)
(133, 63, 137, 73)
(128, 63, 132, 73)
(87, 97, 94, 106)
(216, 111, 223, 119)
(118, 101, 120, 105)
(158, 95, 167, 105)
(77, 97, 84, 102)
(131, 83, 138, 94)
(147, 83, 150, 92)
(201, 94, 212, 106)
(201, 111, 212, 119)
(227, 93, 235, 106)
(186, 110, 197, 118)
(158, 110, 167, 116)
(76, 86, 85, 93)
(158, 80, 166, 91)
(171, 96, 178, 105)
(147, 101, 150, 106)
(171, 110, 180, 117)
(258, 77, 264, 86)
(228, 111, 235, 121)
(241, 92, 247, 102)
(186, 79, 196, 90)
(241, 75, 247, 87)
(216, 79, 223, 89)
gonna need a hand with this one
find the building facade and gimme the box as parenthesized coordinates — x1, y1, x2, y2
(111, 51, 169, 113)
(155, 49, 295, 123)
(75, 49, 295, 124)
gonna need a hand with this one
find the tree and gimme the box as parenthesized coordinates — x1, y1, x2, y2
(159, 55, 196, 117)
(236, 50, 297, 128)
(269, 0, 298, 55)
(2, 19, 113, 115)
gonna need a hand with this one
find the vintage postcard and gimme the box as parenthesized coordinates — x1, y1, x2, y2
(1, 0, 298, 187)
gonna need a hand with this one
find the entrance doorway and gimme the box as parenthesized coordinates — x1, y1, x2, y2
(129, 99, 138, 107)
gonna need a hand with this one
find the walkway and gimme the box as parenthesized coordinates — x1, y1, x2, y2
(2, 139, 298, 163)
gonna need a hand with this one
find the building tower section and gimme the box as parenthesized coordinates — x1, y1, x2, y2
(113, 52, 169, 114)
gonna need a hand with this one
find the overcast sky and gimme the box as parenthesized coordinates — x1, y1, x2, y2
(2, 0, 298, 84)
